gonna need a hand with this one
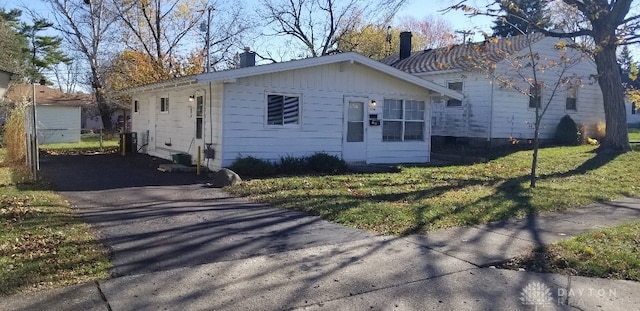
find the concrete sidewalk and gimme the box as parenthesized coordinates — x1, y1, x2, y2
(2, 197, 640, 311)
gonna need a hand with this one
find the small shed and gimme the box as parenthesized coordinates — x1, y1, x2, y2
(5, 84, 85, 144)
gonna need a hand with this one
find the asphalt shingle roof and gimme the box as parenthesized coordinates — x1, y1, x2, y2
(380, 33, 546, 74)
(4, 84, 93, 106)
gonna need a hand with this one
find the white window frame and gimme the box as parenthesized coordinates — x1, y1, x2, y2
(160, 96, 169, 114)
(265, 92, 302, 128)
(565, 86, 577, 111)
(446, 81, 463, 107)
(133, 99, 139, 114)
(382, 98, 426, 142)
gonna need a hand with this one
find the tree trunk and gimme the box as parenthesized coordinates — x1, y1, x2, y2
(592, 32, 631, 153)
(94, 82, 112, 131)
(530, 112, 540, 188)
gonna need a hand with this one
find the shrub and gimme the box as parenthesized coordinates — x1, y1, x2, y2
(555, 115, 580, 146)
(578, 123, 589, 144)
(307, 152, 348, 173)
(277, 154, 307, 175)
(594, 121, 606, 141)
(229, 156, 276, 177)
(3, 105, 27, 164)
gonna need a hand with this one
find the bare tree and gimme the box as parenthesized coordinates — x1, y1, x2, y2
(200, 1, 255, 71)
(51, 51, 83, 93)
(112, 0, 204, 76)
(45, 0, 120, 131)
(480, 35, 584, 187)
(448, 0, 640, 153)
(112, 0, 251, 74)
(395, 15, 458, 49)
(258, 0, 409, 57)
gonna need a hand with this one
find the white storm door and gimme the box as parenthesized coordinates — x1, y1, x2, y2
(148, 96, 157, 151)
(343, 97, 367, 162)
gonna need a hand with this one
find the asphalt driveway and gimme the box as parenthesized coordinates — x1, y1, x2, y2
(40, 153, 372, 277)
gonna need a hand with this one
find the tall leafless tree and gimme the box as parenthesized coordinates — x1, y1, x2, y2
(45, 0, 120, 131)
(259, 0, 409, 57)
(113, 0, 252, 73)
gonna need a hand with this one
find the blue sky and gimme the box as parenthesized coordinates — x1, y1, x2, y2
(3, 0, 638, 64)
(6, 0, 493, 41)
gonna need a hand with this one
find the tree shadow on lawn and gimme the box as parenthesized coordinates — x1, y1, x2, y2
(396, 150, 624, 237)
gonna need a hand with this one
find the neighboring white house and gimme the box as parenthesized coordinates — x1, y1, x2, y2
(6, 84, 82, 144)
(381, 33, 606, 147)
(32, 104, 81, 144)
(125, 52, 462, 170)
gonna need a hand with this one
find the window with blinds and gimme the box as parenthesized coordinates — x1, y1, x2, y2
(267, 94, 300, 126)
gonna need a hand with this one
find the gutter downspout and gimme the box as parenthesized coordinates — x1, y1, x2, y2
(488, 77, 495, 149)
(208, 81, 214, 169)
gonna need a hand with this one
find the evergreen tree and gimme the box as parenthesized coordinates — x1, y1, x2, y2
(0, 9, 70, 83)
(491, 0, 549, 37)
(0, 9, 27, 75)
(618, 46, 639, 89)
(19, 18, 71, 83)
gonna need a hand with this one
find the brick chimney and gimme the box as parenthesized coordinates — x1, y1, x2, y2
(239, 47, 256, 68)
(399, 32, 412, 60)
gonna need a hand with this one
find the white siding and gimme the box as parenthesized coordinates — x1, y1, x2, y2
(418, 37, 605, 142)
(35, 105, 81, 144)
(220, 62, 434, 167)
(419, 71, 492, 139)
(490, 37, 605, 140)
(130, 83, 224, 170)
(626, 98, 640, 126)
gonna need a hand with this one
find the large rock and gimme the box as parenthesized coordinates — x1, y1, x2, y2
(209, 168, 242, 188)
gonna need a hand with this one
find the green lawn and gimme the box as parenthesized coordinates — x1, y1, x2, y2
(39, 132, 119, 153)
(629, 127, 640, 142)
(0, 150, 111, 295)
(501, 220, 640, 282)
(227, 145, 640, 235)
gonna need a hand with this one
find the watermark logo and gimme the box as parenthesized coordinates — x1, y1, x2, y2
(520, 281, 553, 309)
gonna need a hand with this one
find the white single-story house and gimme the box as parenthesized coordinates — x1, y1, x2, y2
(381, 33, 606, 147)
(125, 52, 462, 170)
(6, 84, 82, 144)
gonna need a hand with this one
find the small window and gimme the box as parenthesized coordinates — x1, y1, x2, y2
(267, 94, 300, 126)
(160, 97, 169, 113)
(133, 100, 139, 113)
(566, 87, 577, 111)
(447, 81, 463, 107)
(529, 83, 542, 108)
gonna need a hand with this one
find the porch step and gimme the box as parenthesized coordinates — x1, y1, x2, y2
(157, 163, 198, 173)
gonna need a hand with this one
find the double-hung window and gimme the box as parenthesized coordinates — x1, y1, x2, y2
(529, 83, 542, 109)
(160, 97, 169, 113)
(382, 99, 425, 141)
(196, 95, 204, 139)
(267, 94, 300, 126)
(566, 86, 577, 111)
(446, 81, 463, 107)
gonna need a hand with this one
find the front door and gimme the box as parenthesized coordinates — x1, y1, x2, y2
(343, 97, 367, 162)
(194, 94, 204, 154)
